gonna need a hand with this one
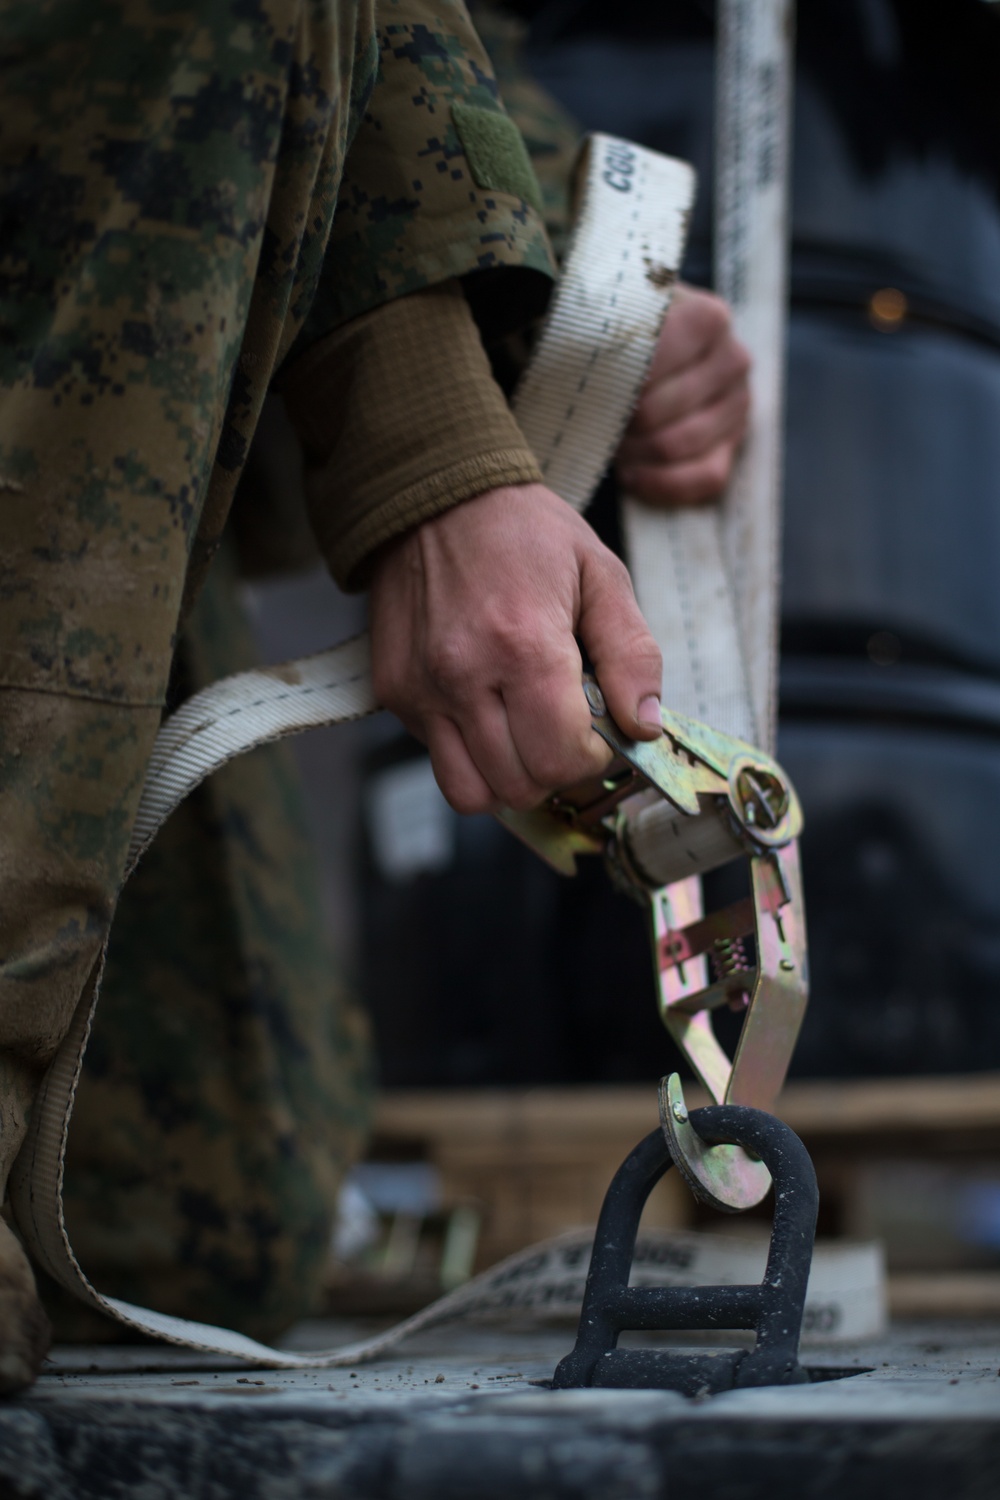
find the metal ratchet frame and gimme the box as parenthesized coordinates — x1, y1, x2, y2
(500, 677, 807, 1211)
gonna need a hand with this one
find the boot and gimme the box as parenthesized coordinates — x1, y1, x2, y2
(0, 1221, 50, 1393)
(0, 688, 161, 1392)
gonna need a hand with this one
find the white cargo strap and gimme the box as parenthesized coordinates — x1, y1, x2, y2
(11, 1, 794, 1367)
(625, 0, 793, 751)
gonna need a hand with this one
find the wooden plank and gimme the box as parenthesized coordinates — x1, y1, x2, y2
(373, 1087, 658, 1144)
(372, 1079, 1000, 1273)
(889, 1272, 1000, 1319)
(439, 1154, 690, 1270)
(778, 1074, 1000, 1136)
(374, 1075, 1000, 1147)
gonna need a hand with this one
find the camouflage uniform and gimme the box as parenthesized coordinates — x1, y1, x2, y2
(466, 0, 580, 259)
(0, 0, 553, 1338)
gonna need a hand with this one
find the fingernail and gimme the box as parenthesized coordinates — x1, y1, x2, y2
(638, 695, 662, 729)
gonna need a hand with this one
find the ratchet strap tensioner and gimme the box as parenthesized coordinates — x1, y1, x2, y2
(504, 678, 817, 1394)
(502, 675, 807, 1215)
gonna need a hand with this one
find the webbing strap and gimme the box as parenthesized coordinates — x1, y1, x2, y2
(8, 134, 699, 1365)
(126, 636, 376, 875)
(625, 0, 793, 752)
(511, 139, 694, 507)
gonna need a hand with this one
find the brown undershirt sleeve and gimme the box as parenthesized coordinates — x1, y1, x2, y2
(279, 280, 542, 591)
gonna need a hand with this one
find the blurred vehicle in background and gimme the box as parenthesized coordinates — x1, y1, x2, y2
(359, 0, 1000, 1085)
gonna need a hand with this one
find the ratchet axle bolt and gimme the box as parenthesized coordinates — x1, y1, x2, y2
(671, 1099, 689, 1124)
(584, 681, 607, 717)
(735, 765, 790, 831)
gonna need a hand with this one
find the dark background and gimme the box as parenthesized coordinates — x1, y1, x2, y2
(256, 0, 1000, 1088)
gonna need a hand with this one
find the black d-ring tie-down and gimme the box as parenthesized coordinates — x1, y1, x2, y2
(552, 1105, 818, 1395)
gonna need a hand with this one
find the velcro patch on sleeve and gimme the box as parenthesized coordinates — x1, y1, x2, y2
(451, 101, 543, 215)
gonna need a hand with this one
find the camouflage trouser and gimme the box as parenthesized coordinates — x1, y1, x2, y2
(0, 0, 376, 1335)
(36, 542, 372, 1343)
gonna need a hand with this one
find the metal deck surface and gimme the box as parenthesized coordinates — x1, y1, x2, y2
(2, 1319, 998, 1498)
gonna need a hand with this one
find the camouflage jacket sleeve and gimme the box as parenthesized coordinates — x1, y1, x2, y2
(466, 0, 582, 262)
(294, 0, 557, 354)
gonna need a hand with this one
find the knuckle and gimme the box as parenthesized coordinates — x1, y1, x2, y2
(449, 785, 492, 816)
(554, 736, 612, 788)
(424, 633, 476, 696)
(732, 341, 753, 379)
(503, 780, 547, 812)
(709, 297, 731, 332)
(596, 549, 634, 595)
(676, 453, 730, 503)
(492, 618, 546, 671)
(600, 618, 661, 676)
(525, 739, 585, 793)
(627, 634, 663, 681)
(650, 428, 681, 462)
(696, 289, 730, 335)
(704, 449, 732, 489)
(654, 415, 708, 464)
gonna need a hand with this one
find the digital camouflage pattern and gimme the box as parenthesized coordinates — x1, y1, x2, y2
(0, 0, 553, 1336)
(53, 542, 373, 1340)
(467, 0, 581, 259)
(301, 0, 554, 340)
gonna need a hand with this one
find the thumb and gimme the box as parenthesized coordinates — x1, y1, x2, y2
(577, 547, 663, 740)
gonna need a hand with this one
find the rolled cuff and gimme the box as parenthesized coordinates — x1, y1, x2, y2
(329, 449, 541, 588)
(280, 280, 542, 590)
